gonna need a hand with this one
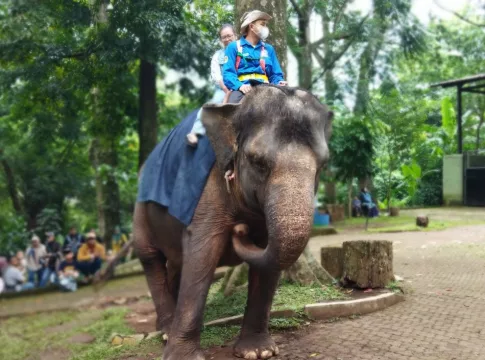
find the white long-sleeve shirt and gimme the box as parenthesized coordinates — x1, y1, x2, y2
(210, 49, 225, 89)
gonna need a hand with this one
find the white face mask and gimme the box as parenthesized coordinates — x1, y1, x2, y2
(255, 25, 269, 40)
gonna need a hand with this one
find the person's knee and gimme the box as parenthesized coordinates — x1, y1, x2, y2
(227, 91, 244, 103)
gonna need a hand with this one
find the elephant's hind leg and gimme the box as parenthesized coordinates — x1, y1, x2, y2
(133, 202, 176, 335)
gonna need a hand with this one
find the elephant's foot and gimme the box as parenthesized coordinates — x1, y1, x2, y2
(162, 346, 205, 360)
(234, 333, 279, 359)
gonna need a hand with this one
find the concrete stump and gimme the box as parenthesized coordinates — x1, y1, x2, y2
(342, 240, 394, 289)
(320, 247, 344, 280)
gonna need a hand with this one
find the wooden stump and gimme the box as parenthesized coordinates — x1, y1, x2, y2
(326, 204, 345, 222)
(342, 240, 394, 289)
(416, 215, 429, 228)
(389, 207, 400, 217)
(320, 247, 343, 280)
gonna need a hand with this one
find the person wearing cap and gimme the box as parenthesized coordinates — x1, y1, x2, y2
(76, 231, 106, 280)
(58, 247, 79, 292)
(222, 10, 287, 103)
(186, 23, 237, 147)
(39, 231, 62, 287)
(25, 235, 47, 287)
(63, 226, 85, 255)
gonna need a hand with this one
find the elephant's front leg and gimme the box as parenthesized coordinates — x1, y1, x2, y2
(234, 268, 281, 359)
(162, 229, 228, 360)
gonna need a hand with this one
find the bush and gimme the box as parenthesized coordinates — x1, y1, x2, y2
(0, 213, 29, 256)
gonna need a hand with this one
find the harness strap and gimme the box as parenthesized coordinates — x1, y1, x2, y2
(235, 40, 267, 75)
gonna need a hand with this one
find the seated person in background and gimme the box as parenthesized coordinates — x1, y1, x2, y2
(15, 250, 26, 276)
(3, 255, 34, 292)
(222, 10, 287, 104)
(111, 225, 129, 257)
(25, 235, 47, 287)
(64, 226, 85, 256)
(186, 24, 237, 147)
(351, 196, 362, 217)
(58, 247, 79, 292)
(76, 232, 106, 281)
(40, 231, 62, 287)
(359, 187, 378, 218)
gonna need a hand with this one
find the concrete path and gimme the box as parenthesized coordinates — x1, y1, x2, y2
(274, 224, 485, 360)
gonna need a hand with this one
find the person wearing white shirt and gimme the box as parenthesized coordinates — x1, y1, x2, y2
(186, 24, 237, 146)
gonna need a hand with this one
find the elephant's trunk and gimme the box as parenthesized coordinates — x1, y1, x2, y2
(232, 170, 315, 271)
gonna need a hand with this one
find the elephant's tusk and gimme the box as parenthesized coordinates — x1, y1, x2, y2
(224, 170, 235, 193)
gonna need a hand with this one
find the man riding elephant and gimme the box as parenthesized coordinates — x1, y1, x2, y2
(132, 83, 333, 360)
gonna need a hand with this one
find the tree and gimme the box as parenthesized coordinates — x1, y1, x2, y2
(225, 0, 334, 293)
(330, 115, 375, 216)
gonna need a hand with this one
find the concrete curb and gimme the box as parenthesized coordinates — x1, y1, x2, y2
(203, 292, 404, 328)
(304, 292, 405, 320)
(204, 309, 297, 327)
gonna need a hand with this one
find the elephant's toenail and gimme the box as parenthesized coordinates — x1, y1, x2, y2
(261, 350, 272, 359)
(244, 351, 258, 360)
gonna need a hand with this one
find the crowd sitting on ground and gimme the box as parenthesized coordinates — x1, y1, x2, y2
(0, 225, 130, 294)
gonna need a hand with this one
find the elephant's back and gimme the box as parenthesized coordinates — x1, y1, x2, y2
(137, 109, 216, 226)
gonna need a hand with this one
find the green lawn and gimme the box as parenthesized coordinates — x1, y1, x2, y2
(332, 215, 485, 233)
(0, 280, 346, 360)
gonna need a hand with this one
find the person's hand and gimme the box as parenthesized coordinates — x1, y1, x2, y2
(239, 84, 252, 94)
(278, 81, 288, 86)
(90, 254, 95, 260)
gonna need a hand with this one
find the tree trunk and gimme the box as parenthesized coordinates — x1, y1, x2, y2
(347, 178, 353, 218)
(342, 240, 394, 289)
(138, 59, 158, 169)
(235, 0, 287, 73)
(214, 1, 334, 294)
(0, 154, 23, 215)
(90, 138, 121, 249)
(90, 139, 106, 238)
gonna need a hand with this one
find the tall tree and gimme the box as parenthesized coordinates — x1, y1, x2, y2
(228, 0, 334, 290)
(235, 0, 287, 72)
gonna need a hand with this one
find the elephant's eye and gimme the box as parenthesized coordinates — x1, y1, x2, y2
(247, 154, 268, 173)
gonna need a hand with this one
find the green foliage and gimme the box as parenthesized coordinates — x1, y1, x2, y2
(34, 208, 63, 240)
(329, 114, 375, 184)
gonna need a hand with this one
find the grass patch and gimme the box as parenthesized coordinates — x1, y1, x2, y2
(0, 307, 149, 360)
(0, 280, 347, 358)
(334, 215, 414, 231)
(386, 281, 401, 293)
(368, 219, 485, 233)
(201, 280, 347, 348)
(204, 280, 346, 324)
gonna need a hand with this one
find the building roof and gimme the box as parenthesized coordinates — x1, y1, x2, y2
(431, 74, 485, 88)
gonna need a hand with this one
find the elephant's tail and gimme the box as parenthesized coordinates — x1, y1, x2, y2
(92, 238, 135, 291)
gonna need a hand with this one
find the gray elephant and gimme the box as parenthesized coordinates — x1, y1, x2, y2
(133, 85, 333, 360)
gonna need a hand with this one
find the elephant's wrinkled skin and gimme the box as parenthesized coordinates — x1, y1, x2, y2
(133, 85, 333, 360)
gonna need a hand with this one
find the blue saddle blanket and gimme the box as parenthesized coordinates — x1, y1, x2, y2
(136, 109, 216, 225)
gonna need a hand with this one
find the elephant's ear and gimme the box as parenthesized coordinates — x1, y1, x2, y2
(201, 103, 241, 172)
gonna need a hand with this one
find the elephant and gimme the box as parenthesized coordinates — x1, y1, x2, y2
(133, 85, 333, 360)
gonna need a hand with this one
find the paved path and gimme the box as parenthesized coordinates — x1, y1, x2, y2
(273, 225, 485, 360)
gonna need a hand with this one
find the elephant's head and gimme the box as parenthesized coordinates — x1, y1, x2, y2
(201, 85, 333, 271)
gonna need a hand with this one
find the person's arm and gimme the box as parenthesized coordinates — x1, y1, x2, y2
(210, 51, 223, 88)
(97, 244, 107, 261)
(223, 43, 244, 91)
(76, 245, 90, 262)
(13, 268, 25, 284)
(267, 45, 284, 85)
